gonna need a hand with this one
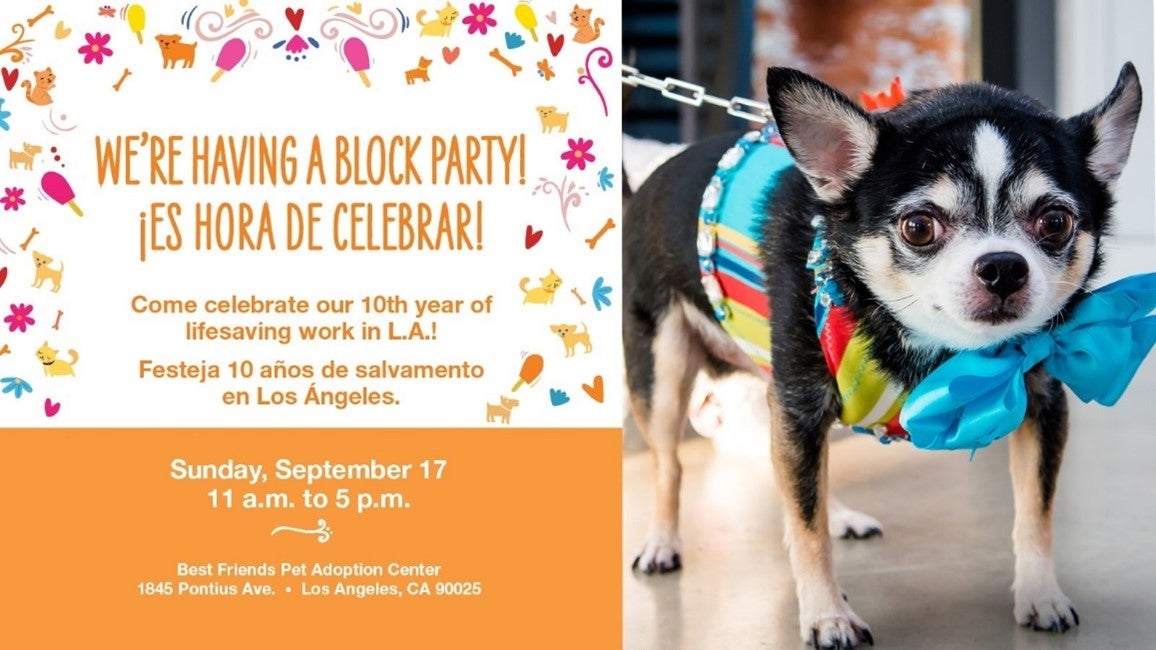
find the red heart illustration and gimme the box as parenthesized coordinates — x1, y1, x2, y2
(525, 225, 543, 249)
(1, 67, 17, 91)
(442, 46, 460, 64)
(547, 33, 564, 57)
(44, 398, 61, 417)
(0, 266, 7, 288)
(285, 7, 304, 31)
(582, 375, 604, 403)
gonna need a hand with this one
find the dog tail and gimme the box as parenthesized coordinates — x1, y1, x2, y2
(518, 277, 530, 293)
(581, 321, 588, 333)
(68, 350, 79, 365)
(416, 9, 428, 24)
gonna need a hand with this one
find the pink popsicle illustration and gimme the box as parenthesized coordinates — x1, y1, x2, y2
(41, 172, 83, 217)
(343, 37, 371, 88)
(211, 38, 247, 83)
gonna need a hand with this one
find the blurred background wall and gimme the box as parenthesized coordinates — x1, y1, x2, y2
(623, 0, 1153, 241)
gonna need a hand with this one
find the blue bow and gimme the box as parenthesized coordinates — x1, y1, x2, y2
(899, 273, 1156, 451)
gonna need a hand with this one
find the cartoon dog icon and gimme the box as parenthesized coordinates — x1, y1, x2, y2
(485, 395, 520, 424)
(156, 34, 197, 69)
(31, 251, 63, 292)
(536, 106, 569, 133)
(550, 322, 593, 357)
(9, 142, 43, 170)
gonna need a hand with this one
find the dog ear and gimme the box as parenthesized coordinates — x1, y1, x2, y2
(766, 67, 879, 202)
(1066, 62, 1143, 189)
(1068, 62, 1143, 188)
(155, 34, 163, 41)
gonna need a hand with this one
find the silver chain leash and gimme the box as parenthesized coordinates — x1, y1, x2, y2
(621, 65, 774, 124)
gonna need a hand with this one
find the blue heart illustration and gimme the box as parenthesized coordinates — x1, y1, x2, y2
(549, 388, 570, 406)
(505, 32, 526, 49)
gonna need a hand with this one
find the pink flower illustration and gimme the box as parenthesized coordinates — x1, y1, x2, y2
(5, 303, 34, 333)
(560, 138, 596, 171)
(465, 3, 497, 35)
(2, 187, 25, 211)
(78, 32, 113, 65)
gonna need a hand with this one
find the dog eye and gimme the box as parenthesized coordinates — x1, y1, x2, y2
(899, 212, 943, 247)
(1035, 209, 1074, 243)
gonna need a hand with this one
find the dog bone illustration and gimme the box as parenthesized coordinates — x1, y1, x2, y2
(584, 217, 616, 249)
(52, 309, 63, 330)
(113, 68, 132, 92)
(489, 48, 522, 76)
(0, 344, 9, 357)
(19, 227, 40, 251)
(28, 5, 53, 28)
(570, 287, 586, 306)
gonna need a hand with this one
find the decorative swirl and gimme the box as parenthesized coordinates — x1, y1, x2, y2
(194, 9, 275, 43)
(320, 9, 401, 40)
(532, 176, 586, 231)
(578, 46, 614, 117)
(270, 518, 333, 543)
(0, 22, 33, 64)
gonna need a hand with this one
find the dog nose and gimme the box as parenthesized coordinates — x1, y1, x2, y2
(973, 252, 1029, 300)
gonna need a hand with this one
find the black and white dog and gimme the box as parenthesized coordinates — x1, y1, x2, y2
(623, 64, 1141, 647)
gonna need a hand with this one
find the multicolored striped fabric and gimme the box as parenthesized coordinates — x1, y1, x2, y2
(695, 128, 792, 373)
(697, 126, 910, 442)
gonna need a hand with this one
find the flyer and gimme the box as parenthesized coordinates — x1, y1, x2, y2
(0, 2, 622, 647)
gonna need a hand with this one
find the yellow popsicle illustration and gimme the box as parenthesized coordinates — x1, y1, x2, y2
(515, 2, 538, 42)
(126, 4, 146, 45)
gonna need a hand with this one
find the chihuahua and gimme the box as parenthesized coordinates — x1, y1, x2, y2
(623, 64, 1142, 647)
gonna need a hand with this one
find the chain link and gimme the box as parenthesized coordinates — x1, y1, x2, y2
(622, 65, 774, 124)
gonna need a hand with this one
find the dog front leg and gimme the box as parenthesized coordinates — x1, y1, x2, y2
(629, 307, 702, 573)
(770, 390, 872, 647)
(1010, 378, 1077, 632)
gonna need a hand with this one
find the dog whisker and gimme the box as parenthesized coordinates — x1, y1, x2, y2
(884, 297, 919, 316)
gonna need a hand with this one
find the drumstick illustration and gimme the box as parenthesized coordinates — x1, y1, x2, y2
(511, 354, 544, 392)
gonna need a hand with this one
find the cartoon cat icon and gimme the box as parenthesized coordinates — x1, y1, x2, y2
(22, 67, 55, 106)
(37, 341, 78, 377)
(417, 2, 459, 37)
(520, 269, 563, 305)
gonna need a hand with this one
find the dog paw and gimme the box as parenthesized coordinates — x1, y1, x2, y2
(1015, 587, 1079, 633)
(631, 534, 682, 574)
(1014, 556, 1079, 633)
(801, 602, 874, 648)
(828, 499, 883, 540)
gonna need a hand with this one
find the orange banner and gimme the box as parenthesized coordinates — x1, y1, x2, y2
(0, 428, 621, 649)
